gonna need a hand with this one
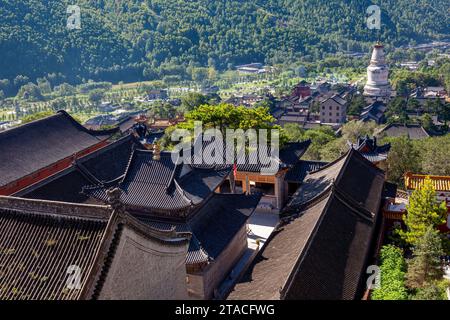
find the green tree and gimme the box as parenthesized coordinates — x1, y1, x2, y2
(384, 137, 421, 187)
(284, 123, 304, 142)
(341, 120, 377, 143)
(401, 177, 447, 246)
(406, 226, 444, 289)
(17, 83, 43, 101)
(21, 111, 54, 124)
(181, 92, 208, 112)
(347, 95, 366, 116)
(420, 113, 433, 131)
(413, 281, 448, 300)
(88, 90, 105, 106)
(371, 245, 408, 300)
(419, 135, 450, 175)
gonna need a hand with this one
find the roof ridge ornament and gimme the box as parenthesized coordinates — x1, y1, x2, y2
(152, 143, 161, 161)
(106, 187, 125, 214)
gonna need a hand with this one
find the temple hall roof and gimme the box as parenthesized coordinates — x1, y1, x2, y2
(228, 149, 385, 300)
(138, 193, 261, 266)
(284, 160, 328, 183)
(83, 149, 231, 216)
(0, 196, 188, 300)
(235, 140, 312, 173)
(0, 110, 118, 188)
(348, 135, 391, 163)
(377, 123, 430, 140)
(405, 172, 450, 192)
(18, 135, 143, 203)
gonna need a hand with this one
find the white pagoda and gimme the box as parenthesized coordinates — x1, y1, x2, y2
(364, 43, 392, 100)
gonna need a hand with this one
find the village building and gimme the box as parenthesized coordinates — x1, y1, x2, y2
(347, 135, 391, 170)
(146, 89, 168, 101)
(0, 110, 118, 196)
(364, 43, 392, 101)
(319, 94, 347, 124)
(0, 195, 190, 300)
(228, 149, 386, 300)
(291, 81, 311, 99)
(360, 101, 387, 124)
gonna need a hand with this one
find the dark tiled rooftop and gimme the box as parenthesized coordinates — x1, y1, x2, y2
(135, 193, 261, 265)
(0, 111, 112, 187)
(0, 201, 109, 300)
(84, 149, 231, 215)
(236, 140, 311, 173)
(228, 149, 385, 300)
(284, 160, 328, 183)
(378, 123, 430, 139)
(20, 135, 143, 203)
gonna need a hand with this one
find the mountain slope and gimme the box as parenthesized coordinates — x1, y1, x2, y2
(0, 0, 448, 83)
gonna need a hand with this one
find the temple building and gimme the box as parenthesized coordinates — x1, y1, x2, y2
(226, 140, 312, 211)
(364, 43, 392, 101)
(0, 110, 118, 196)
(347, 135, 391, 170)
(79, 147, 261, 299)
(360, 101, 387, 124)
(0, 195, 190, 300)
(376, 123, 430, 140)
(228, 149, 387, 300)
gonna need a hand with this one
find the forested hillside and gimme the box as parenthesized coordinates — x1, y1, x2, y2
(0, 0, 448, 84)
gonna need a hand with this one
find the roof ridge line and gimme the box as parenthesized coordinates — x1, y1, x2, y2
(166, 152, 182, 190)
(74, 162, 102, 185)
(0, 195, 111, 220)
(332, 185, 375, 222)
(307, 148, 350, 175)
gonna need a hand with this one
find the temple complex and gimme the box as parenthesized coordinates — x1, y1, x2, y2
(81, 147, 261, 299)
(0, 111, 393, 300)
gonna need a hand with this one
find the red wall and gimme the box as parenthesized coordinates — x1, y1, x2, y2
(0, 140, 109, 196)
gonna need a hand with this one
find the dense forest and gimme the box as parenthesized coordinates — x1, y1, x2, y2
(0, 0, 449, 85)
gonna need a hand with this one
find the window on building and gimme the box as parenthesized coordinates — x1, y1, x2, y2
(337, 106, 340, 110)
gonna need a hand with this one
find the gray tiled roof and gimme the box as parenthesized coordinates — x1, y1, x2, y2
(229, 149, 385, 300)
(284, 160, 328, 183)
(135, 193, 261, 265)
(378, 123, 430, 139)
(83, 149, 231, 215)
(236, 140, 311, 173)
(20, 135, 143, 203)
(0, 111, 110, 187)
